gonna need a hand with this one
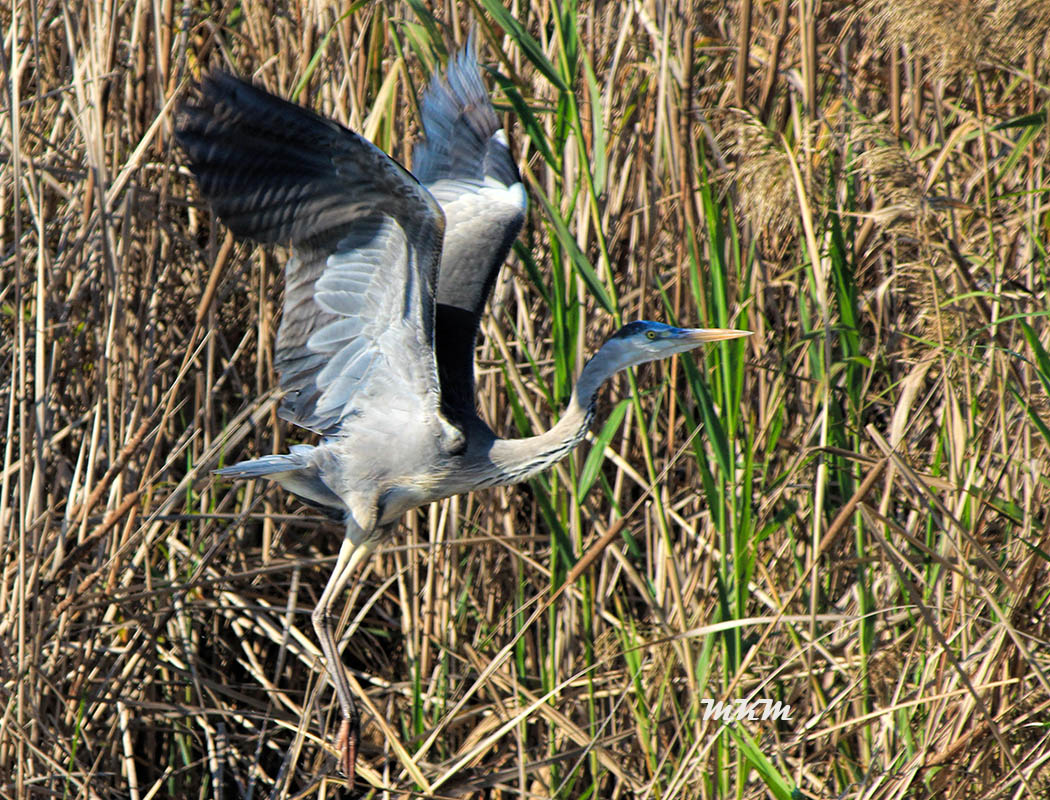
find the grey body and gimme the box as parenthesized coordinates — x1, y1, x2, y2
(176, 40, 748, 783)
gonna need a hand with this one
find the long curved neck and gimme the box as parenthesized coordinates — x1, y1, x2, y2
(487, 352, 617, 485)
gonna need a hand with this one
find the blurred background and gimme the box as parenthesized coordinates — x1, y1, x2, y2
(2, 1, 1049, 797)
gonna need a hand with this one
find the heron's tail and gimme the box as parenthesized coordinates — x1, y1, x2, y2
(215, 452, 307, 478)
(214, 445, 347, 520)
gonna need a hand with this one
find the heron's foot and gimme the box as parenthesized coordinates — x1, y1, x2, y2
(335, 715, 358, 784)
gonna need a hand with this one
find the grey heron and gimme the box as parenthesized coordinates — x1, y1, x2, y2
(176, 41, 749, 785)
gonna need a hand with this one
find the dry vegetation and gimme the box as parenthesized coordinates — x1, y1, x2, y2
(3, 1, 1050, 798)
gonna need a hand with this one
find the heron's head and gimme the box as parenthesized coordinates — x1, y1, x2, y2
(599, 320, 751, 372)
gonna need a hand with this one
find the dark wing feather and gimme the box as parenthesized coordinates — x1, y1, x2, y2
(412, 40, 527, 418)
(176, 71, 446, 434)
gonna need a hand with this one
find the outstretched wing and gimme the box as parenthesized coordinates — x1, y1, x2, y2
(176, 71, 446, 435)
(412, 39, 527, 418)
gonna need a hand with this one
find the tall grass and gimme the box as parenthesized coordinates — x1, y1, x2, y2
(3, 1, 1049, 798)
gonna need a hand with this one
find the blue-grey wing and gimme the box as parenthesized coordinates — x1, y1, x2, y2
(177, 71, 445, 435)
(412, 39, 527, 417)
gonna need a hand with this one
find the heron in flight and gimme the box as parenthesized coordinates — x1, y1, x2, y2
(176, 41, 749, 784)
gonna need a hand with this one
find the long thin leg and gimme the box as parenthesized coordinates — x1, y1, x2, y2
(312, 533, 377, 783)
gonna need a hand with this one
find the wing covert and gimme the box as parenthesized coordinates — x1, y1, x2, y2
(176, 71, 445, 434)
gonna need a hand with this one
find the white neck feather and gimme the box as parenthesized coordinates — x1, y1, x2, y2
(487, 344, 627, 484)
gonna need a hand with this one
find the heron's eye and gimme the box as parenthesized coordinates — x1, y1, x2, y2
(645, 330, 657, 340)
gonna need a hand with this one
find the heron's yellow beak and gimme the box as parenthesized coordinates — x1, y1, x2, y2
(675, 328, 752, 343)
